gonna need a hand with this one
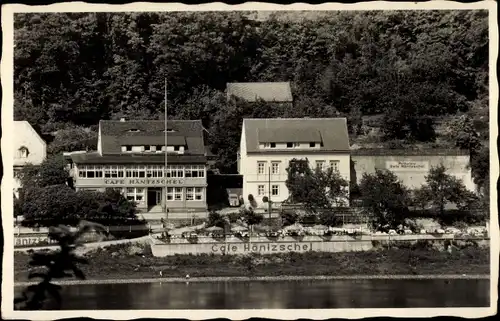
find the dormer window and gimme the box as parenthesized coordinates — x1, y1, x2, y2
(17, 146, 29, 158)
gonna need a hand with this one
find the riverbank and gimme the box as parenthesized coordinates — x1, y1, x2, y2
(14, 274, 490, 287)
(14, 243, 489, 283)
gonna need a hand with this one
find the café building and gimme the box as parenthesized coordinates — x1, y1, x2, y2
(65, 119, 208, 213)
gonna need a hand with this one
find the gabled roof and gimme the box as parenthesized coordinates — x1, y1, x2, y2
(226, 82, 293, 102)
(99, 120, 205, 155)
(242, 118, 350, 153)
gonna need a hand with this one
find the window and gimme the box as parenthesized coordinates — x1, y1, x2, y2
(195, 187, 203, 200)
(17, 147, 29, 158)
(257, 185, 265, 196)
(167, 165, 184, 178)
(271, 185, 279, 196)
(185, 187, 194, 201)
(264, 143, 270, 148)
(286, 142, 293, 148)
(104, 166, 117, 178)
(257, 161, 266, 175)
(125, 145, 132, 152)
(126, 187, 144, 202)
(125, 165, 148, 178)
(156, 145, 163, 152)
(174, 187, 183, 201)
(147, 165, 163, 178)
(271, 161, 280, 174)
(86, 165, 103, 178)
(310, 142, 316, 148)
(145, 145, 151, 151)
(315, 160, 325, 171)
(270, 142, 276, 148)
(174, 145, 180, 151)
(330, 160, 340, 172)
(185, 165, 204, 178)
(166, 187, 174, 201)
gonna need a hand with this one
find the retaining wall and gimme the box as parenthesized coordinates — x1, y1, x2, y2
(150, 234, 489, 257)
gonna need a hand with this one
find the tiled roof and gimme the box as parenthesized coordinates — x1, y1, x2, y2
(68, 152, 207, 164)
(243, 118, 350, 153)
(99, 120, 205, 155)
(226, 82, 293, 102)
(258, 128, 322, 143)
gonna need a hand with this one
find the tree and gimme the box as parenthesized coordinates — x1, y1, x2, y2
(414, 164, 477, 217)
(239, 207, 263, 230)
(470, 146, 489, 193)
(445, 115, 481, 152)
(359, 169, 411, 228)
(19, 185, 138, 227)
(285, 158, 349, 214)
(280, 210, 298, 227)
(208, 210, 226, 228)
(16, 155, 69, 190)
(47, 125, 98, 155)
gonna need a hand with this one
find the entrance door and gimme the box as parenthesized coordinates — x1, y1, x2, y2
(147, 189, 157, 208)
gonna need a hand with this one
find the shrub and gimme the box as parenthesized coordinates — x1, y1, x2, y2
(281, 210, 298, 227)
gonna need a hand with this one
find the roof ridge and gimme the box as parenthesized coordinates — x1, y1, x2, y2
(244, 117, 347, 121)
(101, 119, 202, 122)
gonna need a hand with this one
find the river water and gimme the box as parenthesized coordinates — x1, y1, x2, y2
(15, 278, 489, 310)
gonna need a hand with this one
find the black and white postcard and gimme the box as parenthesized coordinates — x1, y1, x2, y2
(1, 1, 498, 320)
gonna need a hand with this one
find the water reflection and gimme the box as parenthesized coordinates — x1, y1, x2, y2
(15, 279, 489, 310)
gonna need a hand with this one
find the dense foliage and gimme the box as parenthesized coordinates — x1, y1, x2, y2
(14, 11, 489, 174)
(358, 169, 411, 229)
(14, 156, 140, 226)
(414, 164, 479, 217)
(285, 158, 349, 214)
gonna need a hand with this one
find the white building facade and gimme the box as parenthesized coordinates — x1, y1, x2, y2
(13, 121, 47, 196)
(238, 118, 351, 208)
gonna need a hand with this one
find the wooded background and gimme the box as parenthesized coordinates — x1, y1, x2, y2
(14, 11, 489, 175)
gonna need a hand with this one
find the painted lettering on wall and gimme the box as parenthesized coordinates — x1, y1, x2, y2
(14, 236, 57, 247)
(386, 161, 429, 172)
(211, 242, 313, 253)
(104, 178, 184, 185)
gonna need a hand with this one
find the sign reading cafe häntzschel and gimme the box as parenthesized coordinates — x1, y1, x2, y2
(104, 178, 184, 185)
(385, 161, 429, 172)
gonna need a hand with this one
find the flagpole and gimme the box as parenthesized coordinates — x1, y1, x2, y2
(164, 78, 168, 224)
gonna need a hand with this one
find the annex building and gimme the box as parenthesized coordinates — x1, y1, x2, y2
(226, 82, 294, 108)
(65, 119, 208, 213)
(13, 121, 47, 197)
(238, 118, 351, 207)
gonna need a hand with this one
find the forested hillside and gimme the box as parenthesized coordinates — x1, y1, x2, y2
(14, 10, 489, 175)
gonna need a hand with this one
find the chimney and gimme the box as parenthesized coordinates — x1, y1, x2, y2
(120, 118, 126, 122)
